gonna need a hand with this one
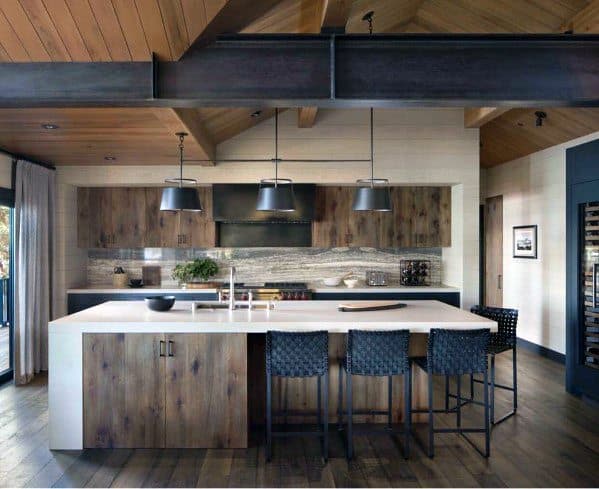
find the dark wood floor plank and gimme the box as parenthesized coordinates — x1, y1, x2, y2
(0, 351, 598, 488)
(109, 449, 161, 488)
(84, 449, 133, 488)
(166, 449, 205, 488)
(195, 449, 234, 488)
(52, 450, 111, 488)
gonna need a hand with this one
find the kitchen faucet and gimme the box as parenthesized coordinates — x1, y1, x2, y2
(229, 266, 236, 310)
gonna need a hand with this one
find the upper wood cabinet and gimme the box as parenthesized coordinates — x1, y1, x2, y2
(312, 186, 451, 248)
(78, 186, 216, 248)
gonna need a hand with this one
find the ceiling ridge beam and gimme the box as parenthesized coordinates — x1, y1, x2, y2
(153, 108, 215, 166)
(181, 0, 283, 59)
(464, 107, 510, 128)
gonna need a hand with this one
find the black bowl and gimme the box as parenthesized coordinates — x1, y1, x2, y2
(129, 279, 143, 287)
(145, 295, 176, 312)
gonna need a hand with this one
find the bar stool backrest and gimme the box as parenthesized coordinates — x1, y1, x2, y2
(266, 331, 328, 377)
(427, 328, 490, 375)
(471, 306, 519, 348)
(346, 330, 410, 376)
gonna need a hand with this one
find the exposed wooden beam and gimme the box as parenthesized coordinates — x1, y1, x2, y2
(181, 0, 283, 58)
(298, 107, 319, 128)
(153, 108, 215, 166)
(561, 0, 599, 33)
(321, 0, 353, 31)
(464, 107, 510, 128)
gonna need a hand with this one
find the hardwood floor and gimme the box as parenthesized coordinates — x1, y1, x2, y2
(0, 349, 598, 488)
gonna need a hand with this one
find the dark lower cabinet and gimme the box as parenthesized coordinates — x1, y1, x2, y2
(68, 292, 217, 314)
(313, 291, 460, 307)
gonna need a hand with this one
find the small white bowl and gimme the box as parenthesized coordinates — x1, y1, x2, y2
(323, 277, 342, 286)
(344, 279, 359, 288)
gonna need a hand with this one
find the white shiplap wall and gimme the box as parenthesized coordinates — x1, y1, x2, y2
(484, 130, 599, 354)
(56, 108, 480, 313)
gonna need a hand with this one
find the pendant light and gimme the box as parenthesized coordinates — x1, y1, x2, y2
(160, 132, 203, 212)
(352, 108, 392, 212)
(256, 108, 296, 212)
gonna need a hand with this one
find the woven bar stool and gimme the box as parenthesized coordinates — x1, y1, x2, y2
(465, 306, 519, 425)
(266, 330, 329, 462)
(412, 328, 491, 458)
(337, 330, 411, 460)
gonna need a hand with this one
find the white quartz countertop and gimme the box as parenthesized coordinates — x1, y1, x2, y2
(309, 283, 460, 293)
(50, 300, 495, 334)
(67, 286, 218, 294)
(67, 284, 460, 294)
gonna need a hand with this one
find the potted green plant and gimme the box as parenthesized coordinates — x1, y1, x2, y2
(172, 258, 219, 289)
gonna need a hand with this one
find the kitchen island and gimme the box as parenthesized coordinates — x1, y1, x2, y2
(49, 300, 496, 450)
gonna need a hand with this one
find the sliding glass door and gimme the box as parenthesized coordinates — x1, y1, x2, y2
(0, 192, 13, 384)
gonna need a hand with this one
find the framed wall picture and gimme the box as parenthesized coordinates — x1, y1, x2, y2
(513, 225, 538, 259)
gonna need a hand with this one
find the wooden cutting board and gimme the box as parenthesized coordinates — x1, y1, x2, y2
(338, 301, 407, 312)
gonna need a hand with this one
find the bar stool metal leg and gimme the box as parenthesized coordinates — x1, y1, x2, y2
(323, 372, 329, 462)
(490, 354, 496, 424)
(403, 367, 411, 459)
(513, 347, 518, 411)
(337, 364, 343, 430)
(483, 369, 490, 457)
(456, 375, 462, 430)
(428, 371, 434, 458)
(347, 370, 354, 459)
(317, 375, 322, 426)
(266, 371, 272, 462)
(388, 375, 393, 429)
(470, 374, 475, 400)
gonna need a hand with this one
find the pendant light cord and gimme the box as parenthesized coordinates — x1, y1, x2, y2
(178, 133, 185, 188)
(274, 108, 279, 187)
(370, 107, 374, 187)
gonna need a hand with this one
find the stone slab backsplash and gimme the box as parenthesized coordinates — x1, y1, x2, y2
(87, 247, 442, 287)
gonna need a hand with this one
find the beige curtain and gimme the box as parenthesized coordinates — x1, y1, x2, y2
(14, 160, 55, 385)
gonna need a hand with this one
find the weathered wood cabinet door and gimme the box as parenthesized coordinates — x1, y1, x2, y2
(164, 333, 247, 448)
(78, 186, 216, 248)
(178, 187, 216, 248)
(83, 333, 166, 448)
(312, 186, 451, 248)
(144, 187, 179, 248)
(78, 187, 114, 248)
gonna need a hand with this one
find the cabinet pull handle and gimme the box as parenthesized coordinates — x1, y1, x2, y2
(498, 274, 502, 290)
(159, 340, 166, 357)
(168, 340, 174, 357)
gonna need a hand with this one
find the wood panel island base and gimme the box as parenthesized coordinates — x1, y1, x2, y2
(48, 300, 496, 450)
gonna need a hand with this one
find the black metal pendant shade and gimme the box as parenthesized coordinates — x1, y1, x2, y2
(160, 186, 203, 212)
(352, 183, 392, 212)
(256, 179, 295, 212)
(352, 107, 392, 212)
(256, 108, 297, 212)
(161, 132, 203, 212)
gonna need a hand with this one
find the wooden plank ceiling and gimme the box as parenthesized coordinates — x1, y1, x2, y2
(0, 0, 597, 168)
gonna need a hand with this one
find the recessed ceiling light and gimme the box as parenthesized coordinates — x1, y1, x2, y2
(41, 123, 59, 130)
(251, 110, 262, 118)
(104, 155, 117, 161)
